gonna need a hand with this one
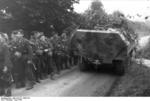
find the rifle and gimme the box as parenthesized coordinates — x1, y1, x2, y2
(27, 61, 37, 71)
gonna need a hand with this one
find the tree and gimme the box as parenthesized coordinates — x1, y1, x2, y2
(0, 0, 79, 36)
(106, 11, 137, 42)
(79, 0, 108, 29)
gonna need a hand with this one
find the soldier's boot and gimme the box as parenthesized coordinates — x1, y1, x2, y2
(70, 57, 73, 67)
(66, 60, 71, 69)
(0, 88, 5, 96)
(61, 63, 64, 70)
(16, 82, 25, 89)
(60, 64, 64, 71)
(63, 62, 66, 69)
(41, 73, 47, 80)
(76, 56, 80, 65)
(56, 61, 61, 74)
(50, 73, 55, 80)
(40, 61, 46, 80)
(57, 70, 60, 74)
(64, 59, 68, 69)
(72, 58, 75, 65)
(73, 56, 77, 65)
(35, 72, 41, 83)
(26, 82, 34, 90)
(65, 63, 70, 69)
(37, 68, 42, 80)
(36, 80, 40, 83)
(44, 66, 49, 79)
(56, 62, 61, 74)
(26, 86, 33, 90)
(60, 59, 64, 70)
(58, 58, 62, 71)
(72, 57, 75, 66)
(70, 57, 74, 66)
(66, 56, 71, 69)
(36, 75, 41, 83)
(64, 58, 69, 69)
(39, 74, 42, 80)
(5, 87, 11, 96)
(15, 83, 20, 88)
(39, 72, 43, 80)
(67, 57, 71, 68)
(68, 57, 72, 69)
(25, 69, 35, 90)
(57, 68, 60, 74)
(35, 76, 41, 83)
(70, 57, 73, 66)
(61, 56, 65, 70)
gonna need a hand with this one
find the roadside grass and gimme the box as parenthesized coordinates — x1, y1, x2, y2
(107, 62, 150, 96)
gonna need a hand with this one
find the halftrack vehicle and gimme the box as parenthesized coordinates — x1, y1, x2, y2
(70, 29, 136, 75)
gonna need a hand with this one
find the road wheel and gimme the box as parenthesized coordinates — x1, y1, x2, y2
(113, 60, 125, 76)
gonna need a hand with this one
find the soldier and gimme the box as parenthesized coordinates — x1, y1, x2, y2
(40, 35, 49, 78)
(10, 30, 35, 90)
(31, 32, 55, 80)
(32, 32, 45, 80)
(30, 34, 42, 83)
(60, 33, 70, 69)
(0, 33, 13, 96)
(39, 35, 55, 79)
(47, 37, 55, 79)
(68, 41, 78, 67)
(44, 37, 55, 79)
(52, 34, 63, 74)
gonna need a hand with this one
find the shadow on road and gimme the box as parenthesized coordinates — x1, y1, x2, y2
(97, 64, 114, 74)
(81, 63, 115, 75)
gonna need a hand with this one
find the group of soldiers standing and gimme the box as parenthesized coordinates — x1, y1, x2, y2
(0, 30, 79, 96)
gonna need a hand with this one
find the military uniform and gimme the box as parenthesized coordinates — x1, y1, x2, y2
(35, 38, 45, 80)
(30, 36, 42, 83)
(52, 35, 64, 73)
(60, 33, 70, 69)
(44, 38, 55, 79)
(10, 37, 35, 90)
(36, 36, 49, 79)
(0, 42, 13, 96)
(51, 35, 58, 74)
(31, 33, 55, 80)
(40, 36, 55, 79)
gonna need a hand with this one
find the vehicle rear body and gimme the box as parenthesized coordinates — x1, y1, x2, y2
(71, 29, 130, 65)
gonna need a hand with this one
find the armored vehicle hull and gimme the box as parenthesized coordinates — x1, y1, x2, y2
(71, 29, 135, 75)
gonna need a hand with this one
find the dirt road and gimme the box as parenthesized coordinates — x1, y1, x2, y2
(136, 58, 150, 67)
(12, 67, 117, 97)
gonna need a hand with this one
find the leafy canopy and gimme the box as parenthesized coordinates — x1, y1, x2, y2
(0, 0, 79, 36)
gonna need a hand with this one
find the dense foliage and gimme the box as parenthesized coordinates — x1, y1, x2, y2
(0, 0, 79, 36)
(78, 0, 137, 42)
(0, 0, 138, 41)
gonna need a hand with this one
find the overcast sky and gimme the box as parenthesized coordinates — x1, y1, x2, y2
(74, 0, 150, 21)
